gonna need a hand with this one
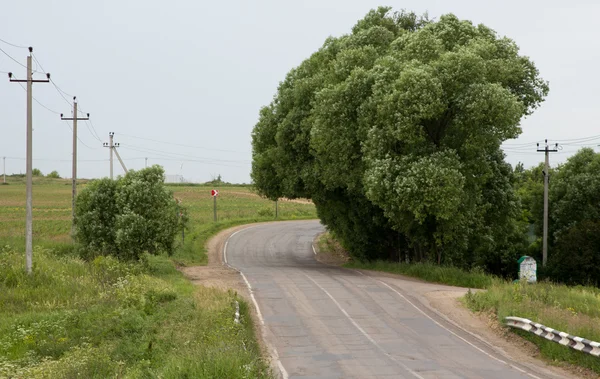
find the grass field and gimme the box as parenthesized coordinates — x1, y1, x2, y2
(0, 177, 317, 260)
(0, 178, 317, 378)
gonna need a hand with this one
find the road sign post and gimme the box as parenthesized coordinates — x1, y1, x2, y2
(211, 189, 219, 222)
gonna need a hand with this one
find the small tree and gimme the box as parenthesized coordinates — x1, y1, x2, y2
(75, 166, 184, 260)
(47, 170, 61, 179)
(32, 168, 42, 176)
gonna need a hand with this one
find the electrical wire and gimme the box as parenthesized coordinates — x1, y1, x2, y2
(121, 143, 251, 163)
(0, 46, 27, 69)
(12, 78, 62, 115)
(30, 53, 103, 144)
(31, 53, 73, 108)
(0, 38, 28, 49)
(117, 132, 250, 154)
(120, 146, 250, 168)
(63, 121, 101, 150)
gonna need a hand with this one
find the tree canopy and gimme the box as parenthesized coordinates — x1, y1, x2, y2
(252, 7, 548, 275)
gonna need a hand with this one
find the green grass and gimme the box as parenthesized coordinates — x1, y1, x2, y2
(0, 180, 318, 377)
(464, 281, 600, 374)
(344, 260, 494, 289)
(316, 232, 493, 289)
(0, 246, 271, 378)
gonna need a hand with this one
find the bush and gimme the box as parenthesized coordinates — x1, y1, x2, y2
(75, 166, 184, 260)
(47, 170, 61, 179)
(32, 168, 42, 177)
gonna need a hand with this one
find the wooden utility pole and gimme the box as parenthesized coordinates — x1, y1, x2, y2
(537, 139, 558, 267)
(8, 47, 50, 274)
(61, 97, 89, 235)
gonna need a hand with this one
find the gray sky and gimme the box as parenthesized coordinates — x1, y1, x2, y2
(2, 0, 599, 183)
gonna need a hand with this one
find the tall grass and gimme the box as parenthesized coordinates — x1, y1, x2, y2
(464, 281, 600, 373)
(345, 260, 494, 289)
(0, 245, 272, 378)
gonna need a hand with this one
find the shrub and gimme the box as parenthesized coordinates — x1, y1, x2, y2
(32, 168, 42, 177)
(75, 166, 184, 260)
(47, 171, 61, 179)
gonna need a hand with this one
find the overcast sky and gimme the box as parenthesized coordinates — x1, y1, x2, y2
(1, 1, 599, 183)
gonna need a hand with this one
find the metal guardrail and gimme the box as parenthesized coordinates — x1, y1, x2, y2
(505, 316, 600, 357)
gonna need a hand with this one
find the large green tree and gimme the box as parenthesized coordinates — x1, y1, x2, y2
(252, 7, 548, 274)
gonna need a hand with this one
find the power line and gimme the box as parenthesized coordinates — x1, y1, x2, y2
(121, 143, 251, 163)
(83, 120, 103, 142)
(120, 146, 250, 168)
(63, 121, 99, 150)
(0, 38, 28, 49)
(30, 53, 102, 143)
(11, 75, 61, 115)
(117, 132, 250, 154)
(32, 53, 73, 108)
(0, 46, 27, 68)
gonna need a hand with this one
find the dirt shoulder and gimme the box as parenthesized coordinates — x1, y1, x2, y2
(179, 224, 250, 297)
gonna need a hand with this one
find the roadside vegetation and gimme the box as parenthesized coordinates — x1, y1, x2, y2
(464, 282, 600, 374)
(0, 246, 268, 378)
(0, 168, 316, 377)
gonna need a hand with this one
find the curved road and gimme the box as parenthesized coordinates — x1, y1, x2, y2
(225, 221, 562, 379)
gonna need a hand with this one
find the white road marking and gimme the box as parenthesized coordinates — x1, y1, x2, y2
(312, 243, 316, 255)
(304, 273, 425, 379)
(224, 225, 289, 379)
(351, 270, 541, 379)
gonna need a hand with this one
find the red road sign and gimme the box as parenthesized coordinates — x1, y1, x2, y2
(211, 189, 219, 197)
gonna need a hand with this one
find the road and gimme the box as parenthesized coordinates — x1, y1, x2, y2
(225, 220, 563, 379)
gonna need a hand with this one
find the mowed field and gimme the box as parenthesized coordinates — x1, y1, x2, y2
(0, 178, 317, 252)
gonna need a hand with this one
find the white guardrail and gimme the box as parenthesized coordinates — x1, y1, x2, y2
(505, 316, 600, 357)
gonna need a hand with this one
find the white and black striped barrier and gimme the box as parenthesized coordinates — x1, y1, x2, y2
(505, 316, 600, 357)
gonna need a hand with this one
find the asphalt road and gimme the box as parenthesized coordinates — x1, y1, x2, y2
(225, 220, 562, 379)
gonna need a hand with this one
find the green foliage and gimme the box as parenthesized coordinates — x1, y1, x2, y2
(251, 7, 547, 274)
(46, 171, 61, 179)
(75, 166, 183, 260)
(516, 149, 600, 285)
(0, 246, 271, 378)
(32, 168, 42, 177)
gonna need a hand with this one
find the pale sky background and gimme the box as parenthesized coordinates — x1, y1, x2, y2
(1, 0, 599, 183)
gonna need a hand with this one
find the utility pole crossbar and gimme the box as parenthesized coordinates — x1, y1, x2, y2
(7, 47, 51, 274)
(61, 97, 90, 236)
(537, 139, 559, 267)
